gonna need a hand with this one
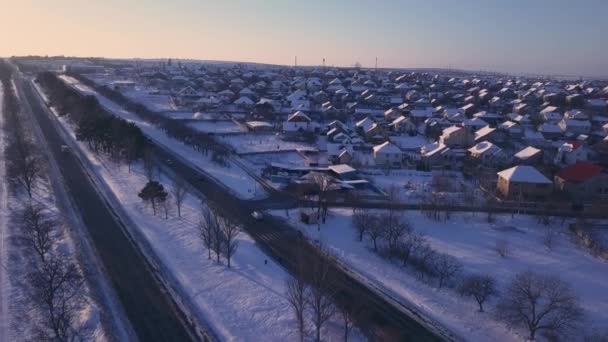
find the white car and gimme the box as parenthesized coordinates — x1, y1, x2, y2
(251, 211, 264, 221)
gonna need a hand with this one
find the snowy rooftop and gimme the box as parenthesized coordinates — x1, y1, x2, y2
(514, 146, 541, 160)
(497, 165, 551, 184)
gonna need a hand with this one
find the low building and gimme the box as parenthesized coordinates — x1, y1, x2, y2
(513, 146, 542, 165)
(372, 141, 403, 167)
(439, 125, 473, 148)
(283, 111, 316, 133)
(496, 165, 552, 199)
(554, 162, 608, 202)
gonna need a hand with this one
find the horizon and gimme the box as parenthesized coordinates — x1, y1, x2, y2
(2, 0, 608, 78)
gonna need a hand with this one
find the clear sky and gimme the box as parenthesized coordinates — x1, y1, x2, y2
(2, 0, 607, 77)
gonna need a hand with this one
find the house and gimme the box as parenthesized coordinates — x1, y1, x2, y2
(468, 141, 505, 165)
(372, 141, 403, 167)
(439, 125, 473, 148)
(554, 141, 587, 166)
(283, 111, 316, 133)
(234, 96, 255, 108)
(496, 165, 552, 199)
(558, 119, 591, 135)
(498, 121, 524, 139)
(513, 146, 542, 165)
(554, 162, 608, 202)
(389, 116, 416, 134)
(420, 143, 451, 169)
(539, 123, 562, 140)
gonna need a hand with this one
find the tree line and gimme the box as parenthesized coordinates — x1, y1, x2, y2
(1, 60, 89, 341)
(35, 72, 147, 167)
(349, 203, 587, 341)
(68, 72, 230, 166)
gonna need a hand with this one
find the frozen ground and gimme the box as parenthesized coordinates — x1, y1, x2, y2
(54, 111, 366, 341)
(218, 133, 317, 154)
(0, 84, 9, 342)
(58, 75, 266, 200)
(187, 120, 246, 134)
(362, 170, 471, 202)
(123, 88, 177, 112)
(273, 208, 608, 342)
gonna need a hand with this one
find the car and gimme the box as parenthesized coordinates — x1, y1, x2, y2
(251, 211, 264, 221)
(60, 145, 70, 153)
(166, 159, 174, 166)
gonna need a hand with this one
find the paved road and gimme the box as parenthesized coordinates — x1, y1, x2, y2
(17, 77, 197, 342)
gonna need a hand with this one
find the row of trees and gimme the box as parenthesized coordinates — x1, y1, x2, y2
(36, 72, 147, 168)
(1, 61, 88, 341)
(1, 62, 45, 198)
(196, 203, 240, 268)
(69, 72, 229, 166)
(285, 246, 357, 342)
(350, 206, 585, 340)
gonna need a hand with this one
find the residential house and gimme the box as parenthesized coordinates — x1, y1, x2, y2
(439, 125, 474, 148)
(496, 165, 552, 199)
(554, 162, 608, 202)
(373, 141, 403, 167)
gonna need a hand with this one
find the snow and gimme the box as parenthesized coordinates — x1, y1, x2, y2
(187, 120, 246, 134)
(273, 208, 608, 341)
(52, 112, 365, 342)
(0, 84, 9, 342)
(58, 75, 266, 200)
(497, 165, 552, 184)
(218, 133, 317, 154)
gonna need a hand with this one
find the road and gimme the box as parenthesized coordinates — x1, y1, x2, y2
(16, 76, 198, 342)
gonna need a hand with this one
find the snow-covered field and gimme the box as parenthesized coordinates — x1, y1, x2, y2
(52, 111, 365, 341)
(58, 75, 266, 200)
(123, 88, 177, 112)
(187, 120, 246, 134)
(218, 133, 317, 154)
(363, 170, 471, 202)
(273, 208, 608, 341)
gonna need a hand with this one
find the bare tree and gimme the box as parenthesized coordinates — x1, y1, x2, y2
(307, 248, 336, 342)
(7, 138, 44, 198)
(142, 147, 156, 181)
(18, 202, 57, 262)
(171, 176, 188, 217)
(198, 205, 216, 260)
(397, 232, 425, 266)
(352, 207, 372, 242)
(458, 274, 497, 312)
(161, 194, 171, 219)
(413, 243, 436, 281)
(365, 215, 385, 252)
(337, 298, 363, 342)
(286, 248, 307, 342)
(310, 172, 333, 227)
(382, 213, 411, 258)
(496, 271, 583, 340)
(494, 239, 510, 258)
(431, 253, 463, 288)
(220, 215, 240, 268)
(29, 256, 85, 342)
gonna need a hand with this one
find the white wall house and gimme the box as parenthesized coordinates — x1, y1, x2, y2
(372, 141, 403, 167)
(282, 111, 316, 133)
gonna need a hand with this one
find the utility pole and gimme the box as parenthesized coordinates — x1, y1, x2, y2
(375, 57, 378, 71)
(294, 56, 297, 68)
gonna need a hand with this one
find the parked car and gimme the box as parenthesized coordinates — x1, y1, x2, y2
(251, 211, 264, 221)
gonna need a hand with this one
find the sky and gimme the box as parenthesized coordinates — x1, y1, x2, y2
(2, 0, 607, 77)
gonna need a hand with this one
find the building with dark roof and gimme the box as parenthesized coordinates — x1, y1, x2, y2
(554, 162, 608, 202)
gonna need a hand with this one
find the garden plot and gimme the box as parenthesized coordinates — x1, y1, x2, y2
(272, 208, 608, 342)
(218, 133, 317, 154)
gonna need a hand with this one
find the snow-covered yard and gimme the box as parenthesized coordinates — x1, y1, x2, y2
(58, 75, 266, 200)
(218, 133, 317, 154)
(362, 169, 473, 202)
(187, 120, 246, 134)
(273, 208, 608, 341)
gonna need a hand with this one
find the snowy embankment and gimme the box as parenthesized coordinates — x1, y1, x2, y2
(40, 89, 364, 340)
(58, 75, 266, 200)
(5, 81, 110, 341)
(0, 84, 9, 342)
(273, 208, 608, 342)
